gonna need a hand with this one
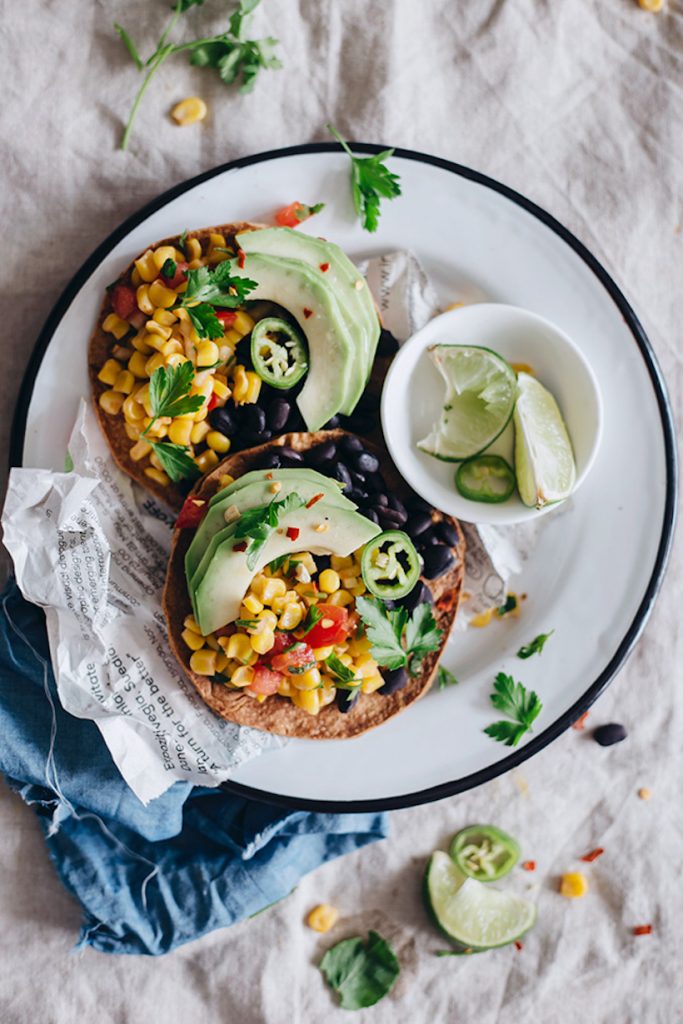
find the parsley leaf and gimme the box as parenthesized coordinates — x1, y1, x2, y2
(148, 441, 200, 483)
(483, 672, 543, 747)
(517, 631, 554, 659)
(355, 596, 443, 673)
(327, 124, 401, 232)
(496, 594, 518, 617)
(182, 261, 257, 307)
(161, 258, 177, 279)
(437, 665, 459, 690)
(234, 493, 305, 569)
(147, 363, 204, 424)
(404, 602, 442, 673)
(185, 303, 224, 340)
(299, 605, 323, 636)
(320, 931, 400, 1011)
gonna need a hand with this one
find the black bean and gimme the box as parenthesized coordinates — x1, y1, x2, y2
(315, 554, 331, 573)
(243, 429, 271, 445)
(399, 581, 433, 611)
(285, 407, 306, 432)
(340, 434, 364, 454)
(422, 544, 455, 579)
(336, 689, 360, 713)
(408, 494, 435, 514)
(436, 520, 460, 547)
(242, 405, 266, 434)
(593, 723, 627, 747)
(306, 441, 337, 467)
(364, 472, 384, 494)
(377, 507, 406, 530)
(406, 512, 433, 538)
(279, 447, 304, 464)
(373, 493, 389, 507)
(348, 488, 369, 504)
(378, 328, 400, 356)
(323, 415, 341, 429)
(387, 495, 407, 517)
(355, 451, 380, 475)
(364, 508, 379, 524)
(260, 451, 282, 469)
(332, 461, 353, 490)
(209, 406, 239, 437)
(418, 529, 440, 547)
(351, 470, 366, 487)
(380, 668, 409, 694)
(267, 397, 291, 433)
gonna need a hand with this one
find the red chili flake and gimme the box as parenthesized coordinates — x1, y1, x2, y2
(237, 249, 246, 269)
(581, 847, 604, 863)
(303, 308, 313, 319)
(572, 711, 590, 731)
(514, 941, 524, 951)
(521, 860, 536, 872)
(233, 541, 247, 553)
(286, 526, 300, 541)
(306, 492, 324, 508)
(319, 262, 330, 272)
(632, 924, 653, 936)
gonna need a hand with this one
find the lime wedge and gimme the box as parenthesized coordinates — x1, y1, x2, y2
(418, 346, 517, 461)
(424, 851, 536, 950)
(514, 372, 576, 508)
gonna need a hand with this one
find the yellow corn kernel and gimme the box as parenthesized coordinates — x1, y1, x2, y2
(111, 344, 133, 362)
(250, 630, 275, 655)
(183, 614, 202, 634)
(231, 364, 249, 403)
(293, 667, 321, 691)
(196, 340, 219, 367)
(320, 684, 337, 707)
(154, 307, 178, 326)
(128, 351, 149, 379)
(243, 371, 262, 404)
(347, 635, 371, 657)
(168, 419, 194, 446)
(131, 331, 153, 354)
(291, 688, 320, 715)
(327, 589, 353, 608)
(148, 449, 165, 472)
(312, 646, 334, 663)
(124, 393, 147, 424)
(206, 430, 231, 454)
(260, 578, 287, 604)
(206, 232, 225, 250)
(181, 628, 205, 652)
(256, 609, 278, 632)
(99, 389, 125, 415)
(144, 353, 166, 377)
(102, 313, 130, 340)
(162, 339, 184, 359)
(470, 607, 495, 628)
(152, 246, 177, 272)
(307, 904, 339, 933)
(212, 652, 227, 674)
(204, 634, 221, 651)
(165, 353, 189, 370)
(249, 574, 268, 599)
(224, 328, 242, 347)
(144, 467, 170, 486)
(242, 593, 264, 616)
(97, 359, 123, 386)
(212, 377, 231, 401)
(296, 552, 318, 575)
(136, 284, 155, 315)
(560, 872, 589, 899)
(351, 583, 367, 598)
(638, 0, 663, 9)
(278, 677, 294, 697)
(231, 665, 254, 687)
(145, 320, 173, 341)
(143, 333, 166, 354)
(113, 369, 135, 395)
(361, 673, 385, 694)
(185, 237, 202, 260)
(190, 420, 211, 445)
(190, 649, 217, 675)
(319, 569, 340, 594)
(331, 555, 354, 570)
(134, 251, 159, 283)
(278, 603, 303, 631)
(226, 633, 257, 664)
(195, 449, 219, 474)
(171, 96, 208, 126)
(231, 310, 254, 336)
(129, 439, 152, 462)
(124, 422, 141, 440)
(219, 473, 235, 489)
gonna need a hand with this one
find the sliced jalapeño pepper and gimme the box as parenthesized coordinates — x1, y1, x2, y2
(449, 824, 520, 882)
(251, 316, 308, 390)
(360, 530, 421, 600)
(455, 454, 516, 504)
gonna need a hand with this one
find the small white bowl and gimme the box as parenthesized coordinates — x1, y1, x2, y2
(380, 303, 603, 526)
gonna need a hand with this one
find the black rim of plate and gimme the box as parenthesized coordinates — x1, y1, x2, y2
(9, 143, 678, 814)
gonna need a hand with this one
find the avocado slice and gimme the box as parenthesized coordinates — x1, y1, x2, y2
(237, 227, 380, 397)
(192, 505, 381, 635)
(231, 253, 354, 431)
(207, 467, 351, 508)
(186, 472, 357, 582)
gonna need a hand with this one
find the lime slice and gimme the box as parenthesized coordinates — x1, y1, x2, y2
(424, 851, 536, 950)
(418, 346, 517, 461)
(514, 372, 576, 508)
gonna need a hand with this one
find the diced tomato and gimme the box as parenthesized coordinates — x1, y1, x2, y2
(303, 308, 313, 319)
(163, 261, 188, 289)
(175, 496, 207, 529)
(233, 541, 247, 553)
(268, 631, 294, 657)
(207, 393, 219, 412)
(304, 605, 349, 648)
(249, 663, 284, 695)
(216, 310, 237, 327)
(286, 526, 300, 541)
(276, 202, 309, 228)
(270, 641, 315, 675)
(110, 283, 136, 320)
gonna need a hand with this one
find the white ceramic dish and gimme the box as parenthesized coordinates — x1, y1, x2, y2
(12, 144, 675, 811)
(381, 303, 603, 526)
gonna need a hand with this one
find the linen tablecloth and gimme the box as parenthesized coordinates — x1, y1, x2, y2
(0, 0, 680, 1020)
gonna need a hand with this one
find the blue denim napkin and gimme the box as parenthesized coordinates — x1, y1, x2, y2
(0, 578, 388, 955)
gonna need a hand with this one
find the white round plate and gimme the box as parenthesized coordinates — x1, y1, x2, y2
(12, 144, 676, 811)
(381, 303, 604, 526)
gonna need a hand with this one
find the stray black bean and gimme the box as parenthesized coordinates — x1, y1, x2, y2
(380, 667, 409, 694)
(377, 507, 406, 530)
(421, 544, 455, 579)
(242, 405, 266, 433)
(436, 520, 460, 547)
(399, 581, 433, 611)
(355, 451, 380, 475)
(336, 689, 360, 713)
(323, 415, 341, 429)
(306, 441, 337, 467)
(348, 488, 369, 504)
(279, 447, 304, 464)
(364, 508, 379, 524)
(209, 406, 239, 437)
(259, 451, 282, 469)
(373, 493, 389, 507)
(593, 723, 627, 747)
(332, 461, 353, 490)
(267, 397, 291, 432)
(408, 494, 435, 514)
(406, 512, 433, 538)
(340, 434, 364, 454)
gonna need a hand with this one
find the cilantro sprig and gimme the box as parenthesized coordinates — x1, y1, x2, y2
(300, 605, 323, 636)
(483, 672, 542, 747)
(517, 631, 554, 660)
(117, 0, 281, 151)
(327, 124, 401, 232)
(234, 493, 304, 569)
(177, 261, 257, 339)
(148, 441, 201, 483)
(325, 653, 362, 703)
(140, 363, 204, 483)
(355, 596, 442, 676)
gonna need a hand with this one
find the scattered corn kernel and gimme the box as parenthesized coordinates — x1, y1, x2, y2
(113, 369, 135, 394)
(250, 630, 275, 655)
(291, 688, 320, 714)
(97, 359, 122, 387)
(560, 872, 589, 899)
(206, 430, 231, 454)
(278, 603, 303, 631)
(233, 310, 255, 335)
(212, 377, 231, 401)
(307, 904, 339, 933)
(128, 351, 149, 379)
(102, 314, 130, 340)
(168, 419, 194, 446)
(470, 607, 495, 628)
(319, 569, 340, 594)
(226, 633, 257, 664)
(231, 665, 254, 687)
(190, 649, 217, 675)
(136, 284, 155, 315)
(183, 614, 202, 634)
(638, 787, 652, 800)
(99, 390, 125, 415)
(148, 280, 177, 309)
(219, 473, 235, 488)
(134, 251, 158, 283)
(312, 645, 334, 661)
(182, 628, 205, 651)
(293, 667, 322, 691)
(196, 340, 219, 367)
(327, 589, 353, 607)
(260, 578, 287, 603)
(129, 439, 152, 462)
(638, 0, 663, 9)
(242, 593, 264, 615)
(190, 420, 211, 445)
(145, 352, 165, 377)
(144, 467, 170, 486)
(171, 97, 208, 126)
(195, 449, 220, 473)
